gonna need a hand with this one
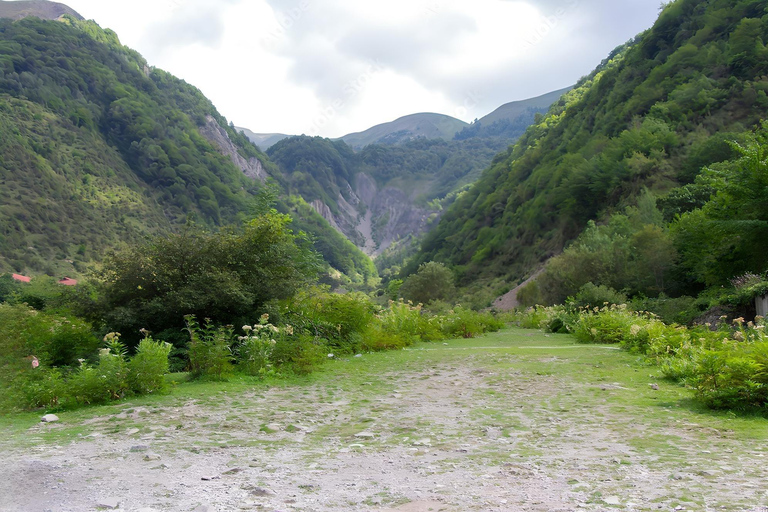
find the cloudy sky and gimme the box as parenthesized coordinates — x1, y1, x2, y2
(60, 0, 662, 137)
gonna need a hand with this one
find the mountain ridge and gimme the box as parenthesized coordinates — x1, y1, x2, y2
(407, 0, 768, 306)
(0, 0, 81, 20)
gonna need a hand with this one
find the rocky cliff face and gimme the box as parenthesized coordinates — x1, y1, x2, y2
(309, 172, 435, 257)
(199, 115, 267, 181)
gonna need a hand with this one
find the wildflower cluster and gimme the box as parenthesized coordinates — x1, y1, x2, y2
(236, 314, 294, 378)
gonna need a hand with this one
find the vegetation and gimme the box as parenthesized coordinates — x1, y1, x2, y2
(93, 212, 322, 356)
(0, 16, 273, 274)
(515, 303, 768, 411)
(409, 0, 768, 302)
(399, 261, 456, 305)
(268, 135, 509, 213)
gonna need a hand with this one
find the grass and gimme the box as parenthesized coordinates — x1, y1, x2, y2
(3, 327, 768, 510)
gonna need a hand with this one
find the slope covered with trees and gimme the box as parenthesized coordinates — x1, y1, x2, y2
(409, 0, 768, 302)
(0, 16, 276, 273)
(0, 15, 376, 284)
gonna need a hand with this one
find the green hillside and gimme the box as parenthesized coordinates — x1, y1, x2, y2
(454, 87, 572, 140)
(0, 15, 376, 284)
(341, 112, 469, 149)
(409, 0, 768, 300)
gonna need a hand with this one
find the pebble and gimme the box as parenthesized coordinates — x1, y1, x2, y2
(604, 496, 621, 505)
(201, 475, 220, 481)
(143, 453, 161, 461)
(413, 438, 432, 447)
(96, 497, 120, 509)
(355, 432, 375, 439)
(130, 445, 149, 453)
(192, 505, 216, 512)
(41, 414, 59, 423)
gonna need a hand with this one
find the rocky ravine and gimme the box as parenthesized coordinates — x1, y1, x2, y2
(199, 115, 267, 182)
(310, 173, 435, 257)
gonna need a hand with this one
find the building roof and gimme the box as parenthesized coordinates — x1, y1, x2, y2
(58, 277, 78, 286)
(11, 274, 31, 283)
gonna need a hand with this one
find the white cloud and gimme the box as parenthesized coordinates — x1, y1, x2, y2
(62, 0, 662, 137)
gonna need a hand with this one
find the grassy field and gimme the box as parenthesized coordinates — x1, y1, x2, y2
(1, 327, 767, 511)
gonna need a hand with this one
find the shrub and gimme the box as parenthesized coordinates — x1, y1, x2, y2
(236, 315, 279, 378)
(570, 283, 627, 309)
(442, 306, 505, 339)
(129, 336, 172, 394)
(282, 288, 377, 353)
(377, 300, 443, 343)
(0, 303, 100, 368)
(185, 316, 234, 380)
(271, 329, 327, 375)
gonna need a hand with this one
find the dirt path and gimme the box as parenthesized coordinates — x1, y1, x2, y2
(2, 329, 767, 512)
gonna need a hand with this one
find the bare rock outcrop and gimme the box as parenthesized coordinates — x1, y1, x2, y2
(198, 115, 266, 181)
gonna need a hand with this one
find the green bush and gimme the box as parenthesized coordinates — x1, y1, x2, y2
(0, 303, 100, 368)
(517, 303, 768, 411)
(441, 306, 505, 339)
(271, 329, 327, 375)
(236, 316, 279, 378)
(185, 316, 234, 381)
(282, 288, 377, 353)
(129, 337, 172, 394)
(570, 283, 627, 309)
(399, 261, 456, 305)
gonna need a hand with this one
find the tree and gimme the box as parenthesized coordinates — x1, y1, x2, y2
(399, 262, 455, 305)
(673, 123, 768, 284)
(95, 212, 322, 345)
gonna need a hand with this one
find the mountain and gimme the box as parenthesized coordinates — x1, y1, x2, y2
(476, 87, 573, 126)
(236, 127, 290, 151)
(0, 15, 376, 285)
(341, 113, 469, 149)
(453, 87, 574, 141)
(267, 136, 510, 257)
(0, 0, 81, 21)
(407, 0, 768, 305)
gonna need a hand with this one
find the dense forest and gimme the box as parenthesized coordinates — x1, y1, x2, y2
(407, 0, 768, 305)
(0, 15, 376, 285)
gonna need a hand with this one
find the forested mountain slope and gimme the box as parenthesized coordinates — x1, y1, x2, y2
(408, 0, 768, 294)
(0, 15, 375, 284)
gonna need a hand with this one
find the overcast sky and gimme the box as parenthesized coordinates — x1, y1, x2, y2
(60, 0, 662, 137)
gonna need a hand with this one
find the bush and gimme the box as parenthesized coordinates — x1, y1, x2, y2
(441, 306, 506, 339)
(185, 316, 234, 380)
(271, 330, 327, 375)
(129, 336, 172, 394)
(236, 315, 280, 378)
(399, 262, 455, 305)
(0, 303, 100, 368)
(282, 288, 377, 354)
(570, 283, 627, 309)
(516, 303, 768, 411)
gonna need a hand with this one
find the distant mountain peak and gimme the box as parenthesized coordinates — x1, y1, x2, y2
(341, 112, 469, 149)
(0, 0, 82, 21)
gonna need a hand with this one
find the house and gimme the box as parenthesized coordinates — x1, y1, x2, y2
(58, 277, 78, 286)
(11, 274, 31, 283)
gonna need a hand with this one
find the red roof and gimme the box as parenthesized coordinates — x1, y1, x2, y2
(11, 274, 31, 283)
(58, 278, 78, 286)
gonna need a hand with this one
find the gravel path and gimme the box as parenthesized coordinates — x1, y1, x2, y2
(2, 333, 767, 512)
